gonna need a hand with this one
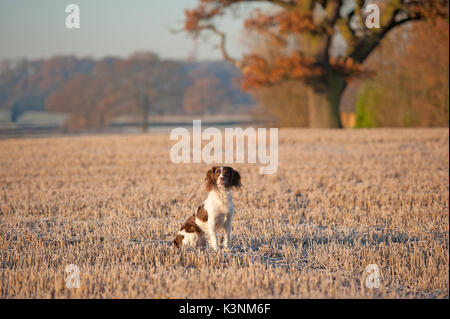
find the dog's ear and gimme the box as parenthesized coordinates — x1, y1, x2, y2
(205, 166, 218, 192)
(230, 168, 242, 189)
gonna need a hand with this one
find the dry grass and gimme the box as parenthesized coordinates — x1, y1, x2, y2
(0, 128, 448, 298)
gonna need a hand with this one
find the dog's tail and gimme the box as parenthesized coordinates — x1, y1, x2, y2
(172, 234, 184, 248)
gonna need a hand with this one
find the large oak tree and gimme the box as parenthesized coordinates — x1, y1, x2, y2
(184, 0, 449, 128)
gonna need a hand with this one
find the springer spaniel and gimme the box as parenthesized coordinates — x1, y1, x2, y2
(173, 166, 241, 251)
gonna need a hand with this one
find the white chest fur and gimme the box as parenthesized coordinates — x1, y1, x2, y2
(195, 188, 234, 250)
(203, 189, 233, 228)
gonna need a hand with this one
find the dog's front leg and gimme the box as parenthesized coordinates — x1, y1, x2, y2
(208, 223, 218, 251)
(223, 216, 233, 250)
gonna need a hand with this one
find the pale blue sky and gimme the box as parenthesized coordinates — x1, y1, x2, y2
(0, 0, 266, 61)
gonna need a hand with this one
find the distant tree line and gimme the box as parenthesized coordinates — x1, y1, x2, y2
(0, 53, 255, 131)
(0, 56, 95, 117)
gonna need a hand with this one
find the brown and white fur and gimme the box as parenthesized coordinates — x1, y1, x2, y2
(173, 166, 241, 251)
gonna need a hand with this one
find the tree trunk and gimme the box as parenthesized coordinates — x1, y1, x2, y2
(141, 96, 150, 133)
(307, 73, 346, 128)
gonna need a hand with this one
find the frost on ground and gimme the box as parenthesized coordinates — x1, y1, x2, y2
(0, 128, 448, 298)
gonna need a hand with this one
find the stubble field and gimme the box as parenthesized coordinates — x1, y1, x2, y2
(0, 128, 448, 298)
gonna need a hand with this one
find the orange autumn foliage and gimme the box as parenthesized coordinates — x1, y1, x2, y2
(184, 0, 449, 90)
(184, 0, 449, 128)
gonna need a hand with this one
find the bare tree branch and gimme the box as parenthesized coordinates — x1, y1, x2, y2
(245, 0, 297, 10)
(201, 25, 243, 68)
(351, 8, 422, 63)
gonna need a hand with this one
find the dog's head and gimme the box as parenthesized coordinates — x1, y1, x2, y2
(205, 166, 241, 192)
